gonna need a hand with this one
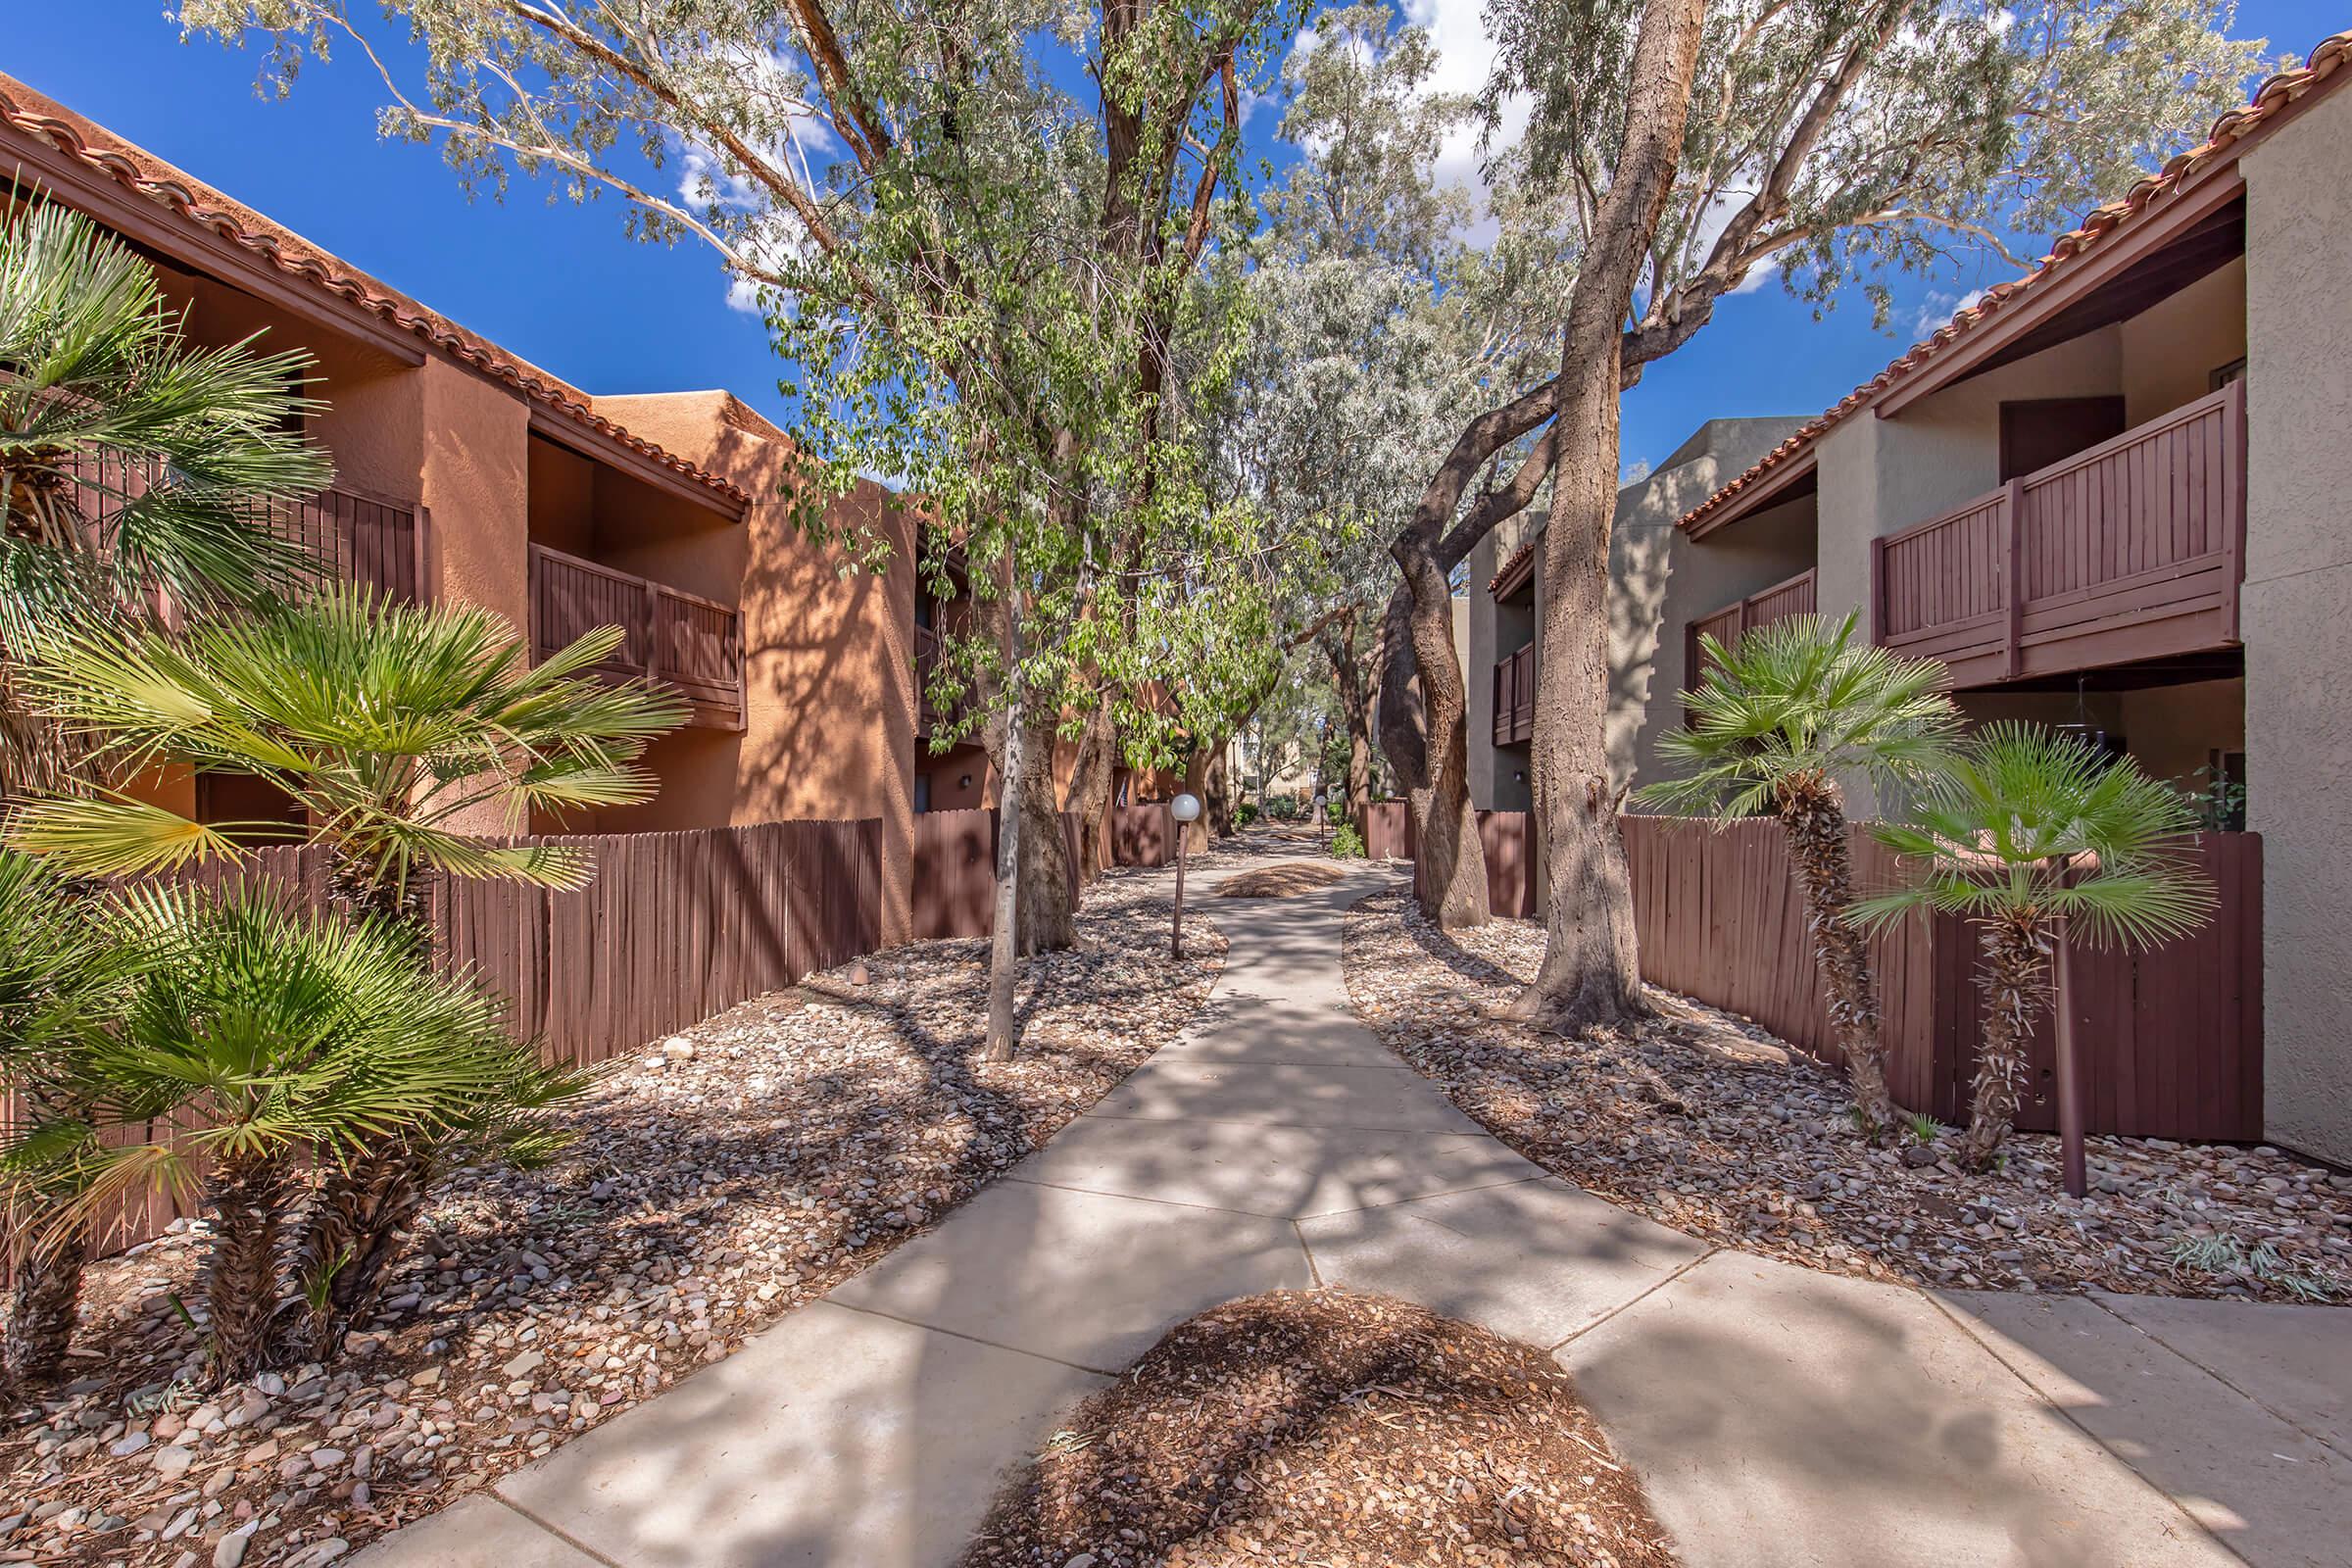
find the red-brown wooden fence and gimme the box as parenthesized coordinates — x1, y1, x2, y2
(12, 819, 883, 1262)
(1619, 815, 2263, 1141)
(910, 808, 1093, 940)
(1365, 808, 2262, 1140)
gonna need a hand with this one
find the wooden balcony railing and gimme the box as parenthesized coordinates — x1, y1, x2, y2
(61, 444, 424, 603)
(528, 543, 745, 729)
(1492, 640, 1537, 747)
(1686, 567, 1818, 688)
(1871, 380, 2245, 686)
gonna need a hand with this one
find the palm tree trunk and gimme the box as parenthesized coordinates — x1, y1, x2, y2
(1776, 779, 1898, 1132)
(205, 1156, 294, 1384)
(296, 1140, 432, 1359)
(1962, 913, 2047, 1170)
(2, 1217, 89, 1391)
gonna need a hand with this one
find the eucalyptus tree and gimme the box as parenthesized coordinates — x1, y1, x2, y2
(1213, 4, 1571, 860)
(1634, 613, 1959, 1132)
(1379, 0, 2268, 1018)
(185, 0, 1295, 1056)
(1854, 725, 2214, 1169)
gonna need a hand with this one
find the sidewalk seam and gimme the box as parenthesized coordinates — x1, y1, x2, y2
(487, 1492, 630, 1568)
(1002, 1169, 1554, 1221)
(1923, 1291, 2257, 1566)
(1549, 1246, 1720, 1352)
(2082, 1294, 2352, 1464)
(823, 1298, 1122, 1378)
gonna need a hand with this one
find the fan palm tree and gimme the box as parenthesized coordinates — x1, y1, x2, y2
(1, 194, 327, 794)
(9, 588, 679, 1350)
(1852, 724, 2216, 1171)
(1, 195, 327, 1384)
(16, 887, 577, 1382)
(1633, 612, 1960, 1134)
(0, 849, 141, 1390)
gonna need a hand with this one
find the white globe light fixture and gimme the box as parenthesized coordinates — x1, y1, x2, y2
(1168, 793, 1202, 957)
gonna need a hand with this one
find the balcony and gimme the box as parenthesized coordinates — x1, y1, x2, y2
(1492, 641, 1536, 747)
(528, 543, 745, 729)
(1871, 382, 2244, 686)
(1687, 568, 1818, 686)
(67, 446, 424, 603)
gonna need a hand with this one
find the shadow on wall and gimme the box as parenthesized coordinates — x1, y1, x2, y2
(1609, 519, 1676, 794)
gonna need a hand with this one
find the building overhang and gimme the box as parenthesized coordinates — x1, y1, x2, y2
(1682, 449, 1818, 542)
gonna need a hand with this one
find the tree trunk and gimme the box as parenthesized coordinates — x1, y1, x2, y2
(983, 602, 1029, 1061)
(1321, 625, 1375, 832)
(1180, 748, 1215, 857)
(1392, 576, 1487, 929)
(205, 1156, 294, 1385)
(1013, 705, 1076, 956)
(295, 1140, 432, 1360)
(1205, 745, 1235, 838)
(1776, 775, 1897, 1132)
(1, 1218, 88, 1391)
(1962, 913, 2045, 1170)
(1517, 0, 1708, 1031)
(1065, 694, 1117, 884)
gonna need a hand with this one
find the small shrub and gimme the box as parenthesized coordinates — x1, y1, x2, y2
(2170, 1233, 2342, 1302)
(1236, 801, 1259, 826)
(1330, 823, 1366, 859)
(1266, 796, 1301, 822)
(1325, 799, 1346, 825)
(1903, 1111, 1939, 1146)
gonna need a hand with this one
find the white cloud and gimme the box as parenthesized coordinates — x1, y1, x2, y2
(1396, 0, 1522, 216)
(1910, 286, 1987, 339)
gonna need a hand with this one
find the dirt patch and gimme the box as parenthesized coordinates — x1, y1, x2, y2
(1, 881, 1226, 1567)
(1344, 888, 2352, 1303)
(963, 1288, 1678, 1568)
(1214, 861, 1345, 899)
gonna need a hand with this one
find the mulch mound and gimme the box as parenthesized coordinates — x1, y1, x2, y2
(1214, 862, 1345, 899)
(962, 1289, 1680, 1568)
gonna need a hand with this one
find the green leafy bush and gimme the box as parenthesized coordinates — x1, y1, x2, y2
(1235, 801, 1259, 826)
(1266, 795, 1301, 822)
(1330, 823, 1366, 859)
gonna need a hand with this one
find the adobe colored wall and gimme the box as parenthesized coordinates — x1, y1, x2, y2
(2243, 82, 2352, 1164)
(593, 392, 916, 946)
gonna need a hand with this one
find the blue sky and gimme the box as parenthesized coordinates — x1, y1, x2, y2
(4, 1, 2338, 472)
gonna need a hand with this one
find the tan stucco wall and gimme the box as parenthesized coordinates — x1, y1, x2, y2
(2241, 83, 2352, 1164)
(1618, 488, 1816, 794)
(1606, 418, 1813, 795)
(2119, 257, 2247, 426)
(158, 264, 425, 503)
(592, 392, 917, 945)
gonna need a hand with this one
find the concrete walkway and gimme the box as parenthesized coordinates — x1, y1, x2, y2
(363, 862, 2348, 1568)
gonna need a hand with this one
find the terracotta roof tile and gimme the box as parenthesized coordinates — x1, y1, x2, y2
(1676, 28, 2352, 536)
(0, 74, 751, 509)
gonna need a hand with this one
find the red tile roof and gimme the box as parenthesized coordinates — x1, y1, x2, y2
(1676, 28, 2352, 537)
(0, 74, 751, 509)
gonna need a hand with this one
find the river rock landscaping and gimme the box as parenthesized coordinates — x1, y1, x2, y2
(961, 1288, 1678, 1568)
(1344, 887, 2352, 1304)
(0, 879, 1226, 1568)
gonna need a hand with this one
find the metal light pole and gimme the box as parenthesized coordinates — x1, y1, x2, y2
(1170, 792, 1201, 959)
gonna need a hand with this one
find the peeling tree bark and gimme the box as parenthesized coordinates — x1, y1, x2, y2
(1064, 694, 1117, 884)
(1515, 0, 1710, 1032)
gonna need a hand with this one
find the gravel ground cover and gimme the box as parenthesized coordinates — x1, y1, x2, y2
(1345, 887, 2352, 1304)
(962, 1288, 1678, 1568)
(0, 875, 1225, 1568)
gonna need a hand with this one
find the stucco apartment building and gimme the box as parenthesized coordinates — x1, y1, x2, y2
(1464, 32, 2352, 1164)
(1, 74, 921, 941)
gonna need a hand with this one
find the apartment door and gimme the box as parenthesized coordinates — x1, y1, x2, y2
(1999, 397, 2127, 482)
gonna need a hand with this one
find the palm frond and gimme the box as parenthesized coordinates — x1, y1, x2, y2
(1632, 612, 1959, 820)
